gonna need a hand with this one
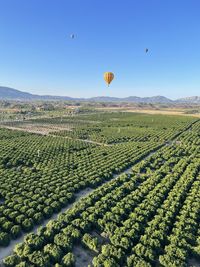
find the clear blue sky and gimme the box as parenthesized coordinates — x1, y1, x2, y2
(0, 0, 200, 98)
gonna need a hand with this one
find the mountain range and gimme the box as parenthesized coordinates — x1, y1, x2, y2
(0, 86, 200, 103)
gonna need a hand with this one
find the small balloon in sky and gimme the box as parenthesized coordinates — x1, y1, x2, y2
(145, 48, 149, 53)
(104, 72, 114, 86)
(70, 34, 75, 39)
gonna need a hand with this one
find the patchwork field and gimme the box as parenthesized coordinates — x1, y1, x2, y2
(0, 112, 199, 267)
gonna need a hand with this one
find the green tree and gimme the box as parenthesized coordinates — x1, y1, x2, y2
(62, 252, 75, 267)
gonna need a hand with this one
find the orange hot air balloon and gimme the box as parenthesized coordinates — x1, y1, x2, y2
(104, 72, 114, 86)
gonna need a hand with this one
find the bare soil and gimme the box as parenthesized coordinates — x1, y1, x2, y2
(0, 123, 73, 135)
(96, 107, 200, 117)
(73, 245, 95, 267)
(188, 258, 200, 267)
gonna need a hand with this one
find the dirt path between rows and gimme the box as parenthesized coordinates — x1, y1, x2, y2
(0, 125, 110, 146)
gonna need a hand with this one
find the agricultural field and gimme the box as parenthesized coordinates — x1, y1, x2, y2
(0, 112, 199, 267)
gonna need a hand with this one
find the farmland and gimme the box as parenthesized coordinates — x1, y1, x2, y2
(0, 112, 200, 267)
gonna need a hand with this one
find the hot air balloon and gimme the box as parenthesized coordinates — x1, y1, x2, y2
(70, 34, 75, 39)
(145, 48, 149, 53)
(104, 72, 114, 86)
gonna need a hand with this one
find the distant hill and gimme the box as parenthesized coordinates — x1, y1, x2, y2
(176, 96, 200, 104)
(89, 95, 173, 103)
(0, 86, 199, 103)
(0, 87, 75, 101)
(0, 87, 35, 100)
(124, 96, 173, 103)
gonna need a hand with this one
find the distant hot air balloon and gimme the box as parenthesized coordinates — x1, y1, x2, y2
(104, 72, 114, 86)
(145, 48, 149, 53)
(70, 34, 75, 39)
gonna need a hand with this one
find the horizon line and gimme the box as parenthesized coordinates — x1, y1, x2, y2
(0, 85, 199, 100)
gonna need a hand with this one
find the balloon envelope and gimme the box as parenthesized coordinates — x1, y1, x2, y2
(104, 72, 114, 86)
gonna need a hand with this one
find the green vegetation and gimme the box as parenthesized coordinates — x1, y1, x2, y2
(51, 113, 194, 144)
(0, 111, 199, 266)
